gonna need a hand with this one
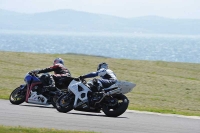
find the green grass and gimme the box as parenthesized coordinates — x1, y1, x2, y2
(0, 51, 200, 116)
(0, 125, 97, 133)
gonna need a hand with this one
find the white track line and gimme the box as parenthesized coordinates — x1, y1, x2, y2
(126, 110, 200, 119)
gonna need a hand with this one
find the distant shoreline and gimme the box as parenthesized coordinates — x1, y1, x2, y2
(0, 50, 199, 65)
(0, 32, 200, 63)
(1, 30, 200, 37)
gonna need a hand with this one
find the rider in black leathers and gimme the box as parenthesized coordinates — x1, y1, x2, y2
(30, 58, 72, 92)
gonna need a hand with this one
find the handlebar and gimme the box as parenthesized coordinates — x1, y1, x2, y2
(74, 77, 87, 84)
(28, 72, 39, 77)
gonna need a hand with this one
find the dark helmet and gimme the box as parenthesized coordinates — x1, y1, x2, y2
(53, 58, 64, 65)
(97, 62, 108, 71)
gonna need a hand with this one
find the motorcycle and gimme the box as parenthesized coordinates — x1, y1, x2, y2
(56, 78, 136, 117)
(9, 72, 64, 107)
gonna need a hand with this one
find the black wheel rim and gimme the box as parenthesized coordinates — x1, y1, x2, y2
(11, 88, 25, 102)
(105, 97, 124, 111)
(58, 94, 74, 108)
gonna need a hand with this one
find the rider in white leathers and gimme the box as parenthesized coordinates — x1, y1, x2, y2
(80, 62, 117, 91)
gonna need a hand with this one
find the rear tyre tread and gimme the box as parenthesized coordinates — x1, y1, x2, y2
(102, 94, 129, 117)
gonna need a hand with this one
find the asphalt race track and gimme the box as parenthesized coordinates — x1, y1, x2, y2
(0, 99, 199, 133)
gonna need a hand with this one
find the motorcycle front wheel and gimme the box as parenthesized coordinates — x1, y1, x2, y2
(9, 86, 26, 105)
(102, 94, 129, 117)
(56, 93, 74, 113)
(51, 95, 59, 108)
(51, 89, 67, 108)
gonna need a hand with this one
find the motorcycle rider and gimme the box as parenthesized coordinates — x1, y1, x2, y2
(79, 62, 118, 92)
(30, 58, 71, 93)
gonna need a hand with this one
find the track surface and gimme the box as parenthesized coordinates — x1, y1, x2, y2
(0, 100, 199, 133)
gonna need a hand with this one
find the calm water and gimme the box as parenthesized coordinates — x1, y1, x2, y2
(0, 32, 200, 63)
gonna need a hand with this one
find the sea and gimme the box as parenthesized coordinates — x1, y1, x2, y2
(0, 31, 200, 63)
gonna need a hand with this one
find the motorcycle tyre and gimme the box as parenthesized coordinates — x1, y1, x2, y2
(102, 94, 129, 117)
(51, 95, 58, 108)
(51, 89, 66, 108)
(9, 87, 26, 105)
(56, 94, 74, 113)
(74, 107, 101, 113)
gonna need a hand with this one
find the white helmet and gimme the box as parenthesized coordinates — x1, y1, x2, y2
(53, 58, 64, 65)
(97, 62, 108, 71)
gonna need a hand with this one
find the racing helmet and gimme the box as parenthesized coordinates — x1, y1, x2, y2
(53, 58, 64, 65)
(97, 62, 108, 71)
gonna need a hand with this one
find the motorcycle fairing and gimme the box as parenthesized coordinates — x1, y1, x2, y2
(27, 91, 49, 105)
(87, 79, 135, 94)
(24, 73, 49, 105)
(117, 81, 136, 94)
(24, 73, 40, 84)
(68, 80, 92, 108)
(26, 83, 50, 105)
(25, 82, 43, 102)
(103, 83, 119, 91)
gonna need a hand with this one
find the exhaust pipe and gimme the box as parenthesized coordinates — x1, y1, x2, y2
(94, 88, 121, 106)
(105, 88, 121, 96)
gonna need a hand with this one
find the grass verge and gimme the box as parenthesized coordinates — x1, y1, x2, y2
(0, 125, 97, 133)
(0, 51, 200, 116)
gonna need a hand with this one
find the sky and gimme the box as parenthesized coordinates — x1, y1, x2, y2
(0, 0, 200, 19)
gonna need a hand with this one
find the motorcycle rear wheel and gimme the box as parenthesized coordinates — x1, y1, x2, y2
(102, 94, 129, 117)
(9, 86, 26, 105)
(56, 93, 74, 113)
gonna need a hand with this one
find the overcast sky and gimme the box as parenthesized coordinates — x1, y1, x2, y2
(0, 0, 200, 19)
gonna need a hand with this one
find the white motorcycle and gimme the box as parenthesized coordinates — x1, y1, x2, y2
(56, 78, 136, 117)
